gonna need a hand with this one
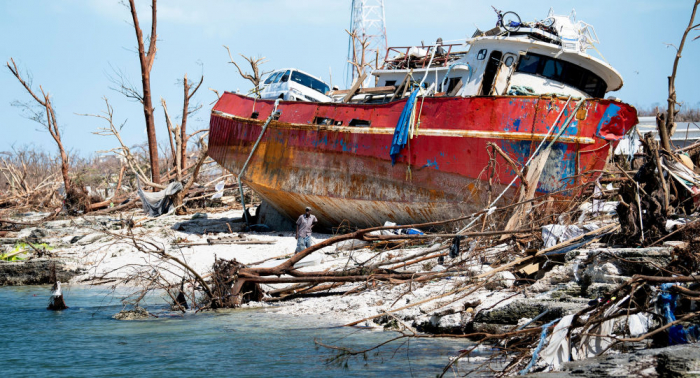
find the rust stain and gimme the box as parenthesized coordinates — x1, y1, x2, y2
(209, 93, 638, 228)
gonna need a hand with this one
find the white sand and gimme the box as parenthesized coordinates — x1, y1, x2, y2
(5, 209, 525, 328)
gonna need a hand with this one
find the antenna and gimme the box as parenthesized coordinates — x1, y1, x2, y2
(346, 0, 388, 87)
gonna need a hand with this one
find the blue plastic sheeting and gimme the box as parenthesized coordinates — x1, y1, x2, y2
(543, 233, 615, 256)
(659, 283, 700, 345)
(390, 89, 420, 165)
(519, 318, 561, 375)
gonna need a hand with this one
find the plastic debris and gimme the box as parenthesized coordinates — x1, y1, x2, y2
(542, 224, 600, 248)
(211, 181, 225, 199)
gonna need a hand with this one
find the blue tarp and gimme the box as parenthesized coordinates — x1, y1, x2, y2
(659, 283, 700, 345)
(390, 89, 420, 165)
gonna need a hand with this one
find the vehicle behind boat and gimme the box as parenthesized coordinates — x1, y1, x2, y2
(259, 68, 332, 103)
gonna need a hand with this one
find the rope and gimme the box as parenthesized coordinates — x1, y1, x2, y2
(418, 47, 437, 88)
(519, 318, 561, 375)
(411, 47, 439, 140)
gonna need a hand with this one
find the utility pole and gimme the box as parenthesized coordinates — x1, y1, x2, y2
(347, 0, 388, 87)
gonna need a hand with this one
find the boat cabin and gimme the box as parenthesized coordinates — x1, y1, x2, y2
(366, 10, 622, 102)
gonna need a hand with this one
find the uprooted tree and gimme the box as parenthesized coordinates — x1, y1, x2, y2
(6, 58, 85, 212)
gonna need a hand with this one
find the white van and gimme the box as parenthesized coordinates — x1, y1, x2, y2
(259, 68, 332, 102)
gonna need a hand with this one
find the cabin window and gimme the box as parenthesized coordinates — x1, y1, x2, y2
(583, 75, 601, 95)
(542, 59, 564, 81)
(477, 49, 487, 60)
(280, 70, 291, 82)
(504, 56, 515, 67)
(566, 65, 585, 87)
(349, 119, 371, 127)
(385, 80, 396, 87)
(515, 53, 608, 97)
(517, 54, 540, 74)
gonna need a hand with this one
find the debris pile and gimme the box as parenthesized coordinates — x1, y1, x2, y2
(2, 128, 700, 375)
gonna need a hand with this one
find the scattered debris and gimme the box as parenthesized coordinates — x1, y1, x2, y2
(113, 306, 151, 320)
(1, 2, 699, 377)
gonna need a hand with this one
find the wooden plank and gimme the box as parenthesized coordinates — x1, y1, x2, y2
(389, 69, 412, 102)
(341, 72, 367, 103)
(329, 86, 396, 96)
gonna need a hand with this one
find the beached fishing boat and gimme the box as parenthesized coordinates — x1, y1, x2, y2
(208, 10, 638, 228)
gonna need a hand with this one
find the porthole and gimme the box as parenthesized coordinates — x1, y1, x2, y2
(504, 56, 514, 67)
(477, 49, 487, 60)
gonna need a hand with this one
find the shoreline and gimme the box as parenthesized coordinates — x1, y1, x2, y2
(2, 208, 700, 376)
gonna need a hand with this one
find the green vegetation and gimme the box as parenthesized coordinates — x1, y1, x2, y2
(0, 242, 53, 261)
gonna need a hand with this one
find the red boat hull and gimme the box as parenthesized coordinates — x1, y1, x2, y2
(209, 93, 637, 228)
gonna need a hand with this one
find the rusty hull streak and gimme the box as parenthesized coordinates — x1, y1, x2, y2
(209, 93, 638, 228)
(212, 110, 596, 144)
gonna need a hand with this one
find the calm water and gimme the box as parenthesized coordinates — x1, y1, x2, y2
(0, 285, 476, 377)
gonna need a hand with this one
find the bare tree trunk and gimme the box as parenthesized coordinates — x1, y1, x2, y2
(179, 74, 202, 165)
(162, 89, 207, 214)
(346, 29, 371, 87)
(6, 58, 73, 197)
(181, 75, 191, 165)
(128, 0, 160, 184)
(660, 0, 700, 152)
(171, 134, 208, 215)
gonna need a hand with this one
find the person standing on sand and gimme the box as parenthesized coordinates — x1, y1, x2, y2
(295, 206, 318, 252)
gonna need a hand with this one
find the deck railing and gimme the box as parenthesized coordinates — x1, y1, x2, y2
(382, 43, 466, 70)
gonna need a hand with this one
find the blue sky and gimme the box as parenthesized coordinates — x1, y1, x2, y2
(1, 0, 698, 156)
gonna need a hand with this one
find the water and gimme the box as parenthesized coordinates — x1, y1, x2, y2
(0, 286, 475, 377)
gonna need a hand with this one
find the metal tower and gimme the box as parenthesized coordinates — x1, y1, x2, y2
(347, 0, 387, 87)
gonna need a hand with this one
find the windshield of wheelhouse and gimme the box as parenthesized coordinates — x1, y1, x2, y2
(290, 71, 330, 94)
(515, 53, 607, 98)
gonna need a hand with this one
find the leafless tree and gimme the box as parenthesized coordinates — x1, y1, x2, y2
(658, 0, 700, 152)
(177, 74, 204, 165)
(88, 95, 209, 214)
(224, 45, 271, 96)
(126, 0, 161, 184)
(162, 91, 210, 213)
(346, 29, 372, 87)
(89, 98, 164, 190)
(6, 58, 75, 204)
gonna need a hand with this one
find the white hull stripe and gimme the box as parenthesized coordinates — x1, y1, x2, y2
(212, 110, 595, 144)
